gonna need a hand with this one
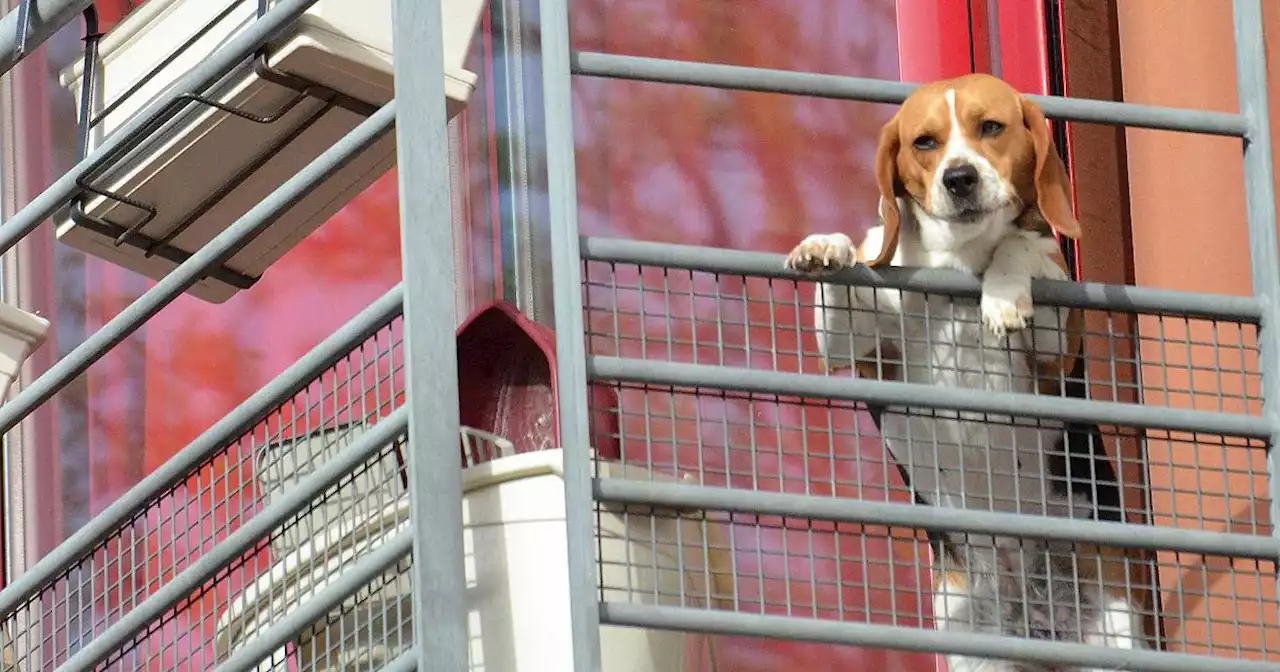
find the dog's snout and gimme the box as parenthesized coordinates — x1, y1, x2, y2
(942, 164, 980, 198)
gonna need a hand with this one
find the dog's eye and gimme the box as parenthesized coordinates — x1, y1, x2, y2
(979, 120, 1005, 137)
(912, 135, 938, 151)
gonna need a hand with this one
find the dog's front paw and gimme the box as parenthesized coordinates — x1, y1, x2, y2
(785, 233, 858, 273)
(980, 278, 1034, 338)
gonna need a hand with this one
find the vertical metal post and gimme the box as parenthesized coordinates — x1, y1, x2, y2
(391, 0, 469, 669)
(1230, 0, 1280, 624)
(539, 0, 603, 668)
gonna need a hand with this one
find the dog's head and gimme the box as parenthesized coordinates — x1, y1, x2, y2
(869, 73, 1080, 267)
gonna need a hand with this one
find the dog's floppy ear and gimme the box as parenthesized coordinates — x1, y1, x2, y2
(1020, 96, 1081, 240)
(869, 112, 902, 267)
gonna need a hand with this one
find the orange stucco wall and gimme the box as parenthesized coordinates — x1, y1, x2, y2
(1116, 2, 1280, 657)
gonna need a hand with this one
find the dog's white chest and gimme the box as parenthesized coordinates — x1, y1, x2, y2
(881, 295, 1064, 517)
(901, 295, 1015, 391)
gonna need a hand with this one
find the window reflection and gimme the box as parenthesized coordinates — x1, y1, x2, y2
(569, 2, 932, 670)
(10, 0, 937, 669)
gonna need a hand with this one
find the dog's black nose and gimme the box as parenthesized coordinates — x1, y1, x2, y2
(942, 164, 980, 198)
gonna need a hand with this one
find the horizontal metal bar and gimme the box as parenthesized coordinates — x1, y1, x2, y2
(580, 236, 1265, 323)
(55, 407, 409, 672)
(0, 101, 395, 439)
(0, 0, 92, 75)
(382, 650, 419, 672)
(572, 52, 1250, 137)
(215, 529, 413, 672)
(595, 479, 1280, 560)
(0, 283, 403, 619)
(589, 356, 1273, 439)
(0, 0, 326, 258)
(601, 603, 1276, 672)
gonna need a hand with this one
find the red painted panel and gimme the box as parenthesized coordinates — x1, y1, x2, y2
(968, 0, 994, 75)
(996, 1, 1050, 95)
(896, 0, 976, 82)
(93, 0, 133, 29)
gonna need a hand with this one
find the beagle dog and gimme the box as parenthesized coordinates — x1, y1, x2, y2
(783, 74, 1146, 671)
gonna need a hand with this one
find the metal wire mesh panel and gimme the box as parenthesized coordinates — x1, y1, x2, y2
(0, 317, 408, 671)
(206, 434, 413, 672)
(579, 253, 1278, 664)
(286, 553, 415, 672)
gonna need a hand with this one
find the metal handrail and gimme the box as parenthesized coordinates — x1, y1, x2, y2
(0, 284, 403, 619)
(57, 408, 410, 671)
(572, 51, 1252, 137)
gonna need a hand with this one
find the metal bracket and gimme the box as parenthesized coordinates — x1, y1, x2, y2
(13, 0, 33, 59)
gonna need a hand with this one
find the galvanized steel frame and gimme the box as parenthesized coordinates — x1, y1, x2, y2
(0, 0, 1265, 670)
(0, 0, 458, 669)
(540, 0, 1280, 670)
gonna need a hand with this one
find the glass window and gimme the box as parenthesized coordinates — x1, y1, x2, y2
(563, 2, 933, 670)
